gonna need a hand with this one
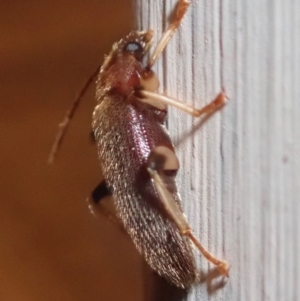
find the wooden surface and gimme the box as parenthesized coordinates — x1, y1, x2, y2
(136, 0, 300, 300)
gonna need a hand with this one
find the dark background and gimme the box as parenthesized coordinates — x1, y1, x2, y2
(0, 1, 149, 300)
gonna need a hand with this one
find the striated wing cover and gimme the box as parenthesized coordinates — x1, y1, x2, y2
(92, 94, 197, 288)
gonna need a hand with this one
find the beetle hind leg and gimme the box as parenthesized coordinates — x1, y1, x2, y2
(147, 146, 229, 277)
(185, 231, 229, 277)
(87, 181, 121, 227)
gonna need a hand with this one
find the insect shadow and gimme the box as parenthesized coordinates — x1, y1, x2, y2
(142, 257, 227, 301)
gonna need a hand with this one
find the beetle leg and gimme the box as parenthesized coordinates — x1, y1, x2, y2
(147, 146, 229, 277)
(91, 180, 112, 204)
(137, 90, 227, 117)
(148, 0, 190, 68)
(87, 181, 122, 227)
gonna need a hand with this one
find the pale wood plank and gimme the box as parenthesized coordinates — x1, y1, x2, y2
(136, 0, 300, 300)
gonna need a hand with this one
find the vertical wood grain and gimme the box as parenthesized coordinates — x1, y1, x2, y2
(136, 0, 300, 300)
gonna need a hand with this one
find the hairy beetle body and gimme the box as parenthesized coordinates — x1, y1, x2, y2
(50, 0, 229, 288)
(93, 92, 197, 287)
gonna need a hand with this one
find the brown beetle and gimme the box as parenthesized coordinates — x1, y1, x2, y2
(49, 0, 229, 288)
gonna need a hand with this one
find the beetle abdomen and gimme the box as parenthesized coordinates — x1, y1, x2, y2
(92, 95, 197, 288)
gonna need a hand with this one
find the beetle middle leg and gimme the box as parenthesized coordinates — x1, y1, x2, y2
(137, 90, 227, 118)
(91, 180, 111, 204)
(147, 146, 229, 277)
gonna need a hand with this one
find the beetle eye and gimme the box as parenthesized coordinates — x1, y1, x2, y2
(124, 42, 143, 59)
(125, 42, 142, 53)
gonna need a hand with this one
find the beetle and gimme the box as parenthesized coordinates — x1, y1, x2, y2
(49, 0, 229, 288)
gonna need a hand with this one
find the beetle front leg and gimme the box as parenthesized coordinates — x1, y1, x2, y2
(147, 146, 229, 277)
(148, 0, 190, 68)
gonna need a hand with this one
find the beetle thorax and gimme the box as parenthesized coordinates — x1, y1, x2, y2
(98, 54, 160, 99)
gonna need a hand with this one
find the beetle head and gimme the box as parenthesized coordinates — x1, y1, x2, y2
(117, 30, 153, 62)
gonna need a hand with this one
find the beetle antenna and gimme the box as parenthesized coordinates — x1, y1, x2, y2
(48, 66, 100, 164)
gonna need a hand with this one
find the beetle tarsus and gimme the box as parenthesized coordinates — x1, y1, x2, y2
(186, 230, 229, 277)
(217, 261, 230, 278)
(193, 92, 227, 117)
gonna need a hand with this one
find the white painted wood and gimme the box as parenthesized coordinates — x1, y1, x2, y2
(136, 0, 300, 300)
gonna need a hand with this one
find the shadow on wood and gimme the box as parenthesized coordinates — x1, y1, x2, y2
(198, 267, 228, 295)
(142, 262, 188, 301)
